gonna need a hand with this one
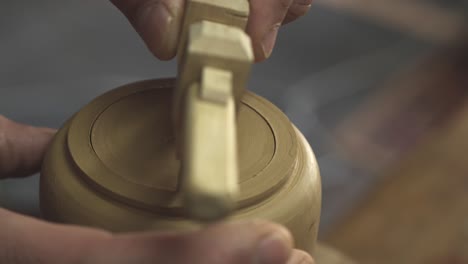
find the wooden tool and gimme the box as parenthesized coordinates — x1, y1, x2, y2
(173, 0, 254, 221)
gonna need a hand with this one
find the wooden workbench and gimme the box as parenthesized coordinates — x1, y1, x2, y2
(323, 45, 468, 264)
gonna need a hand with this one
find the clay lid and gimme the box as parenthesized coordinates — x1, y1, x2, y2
(66, 79, 298, 216)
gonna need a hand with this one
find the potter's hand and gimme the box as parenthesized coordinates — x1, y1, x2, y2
(110, 0, 312, 62)
(0, 115, 314, 264)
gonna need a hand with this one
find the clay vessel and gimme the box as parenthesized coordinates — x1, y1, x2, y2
(40, 78, 322, 253)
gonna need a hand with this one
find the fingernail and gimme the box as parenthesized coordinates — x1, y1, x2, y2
(262, 25, 280, 59)
(255, 227, 293, 264)
(137, 2, 179, 60)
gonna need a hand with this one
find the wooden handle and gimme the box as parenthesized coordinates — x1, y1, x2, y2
(182, 67, 239, 220)
(174, 0, 253, 221)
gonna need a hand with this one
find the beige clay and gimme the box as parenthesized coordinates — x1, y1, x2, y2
(40, 79, 322, 253)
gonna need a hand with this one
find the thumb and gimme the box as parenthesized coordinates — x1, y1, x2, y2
(110, 0, 185, 60)
(91, 220, 294, 264)
(0, 115, 56, 179)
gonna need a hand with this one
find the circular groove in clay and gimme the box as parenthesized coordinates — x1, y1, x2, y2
(67, 79, 297, 213)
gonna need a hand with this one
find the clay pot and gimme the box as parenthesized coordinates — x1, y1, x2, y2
(40, 78, 322, 253)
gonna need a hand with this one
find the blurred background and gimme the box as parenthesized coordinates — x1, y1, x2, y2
(1, 1, 467, 263)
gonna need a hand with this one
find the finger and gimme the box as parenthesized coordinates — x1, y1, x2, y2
(0, 208, 111, 264)
(247, 0, 294, 61)
(287, 249, 315, 264)
(92, 220, 294, 264)
(110, 0, 185, 60)
(283, 0, 313, 25)
(1, 207, 294, 264)
(0, 115, 56, 179)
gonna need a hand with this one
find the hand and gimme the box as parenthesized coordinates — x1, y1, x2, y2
(0, 115, 314, 264)
(110, 0, 312, 62)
